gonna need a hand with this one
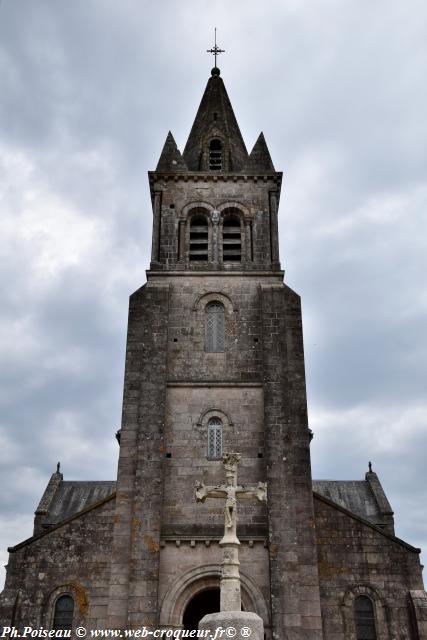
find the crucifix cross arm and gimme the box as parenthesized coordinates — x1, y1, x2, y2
(195, 481, 227, 503)
(195, 481, 267, 504)
(235, 482, 267, 503)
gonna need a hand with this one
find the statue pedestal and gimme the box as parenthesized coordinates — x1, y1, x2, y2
(199, 611, 264, 640)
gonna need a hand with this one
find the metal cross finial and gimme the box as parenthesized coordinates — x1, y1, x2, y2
(206, 27, 225, 68)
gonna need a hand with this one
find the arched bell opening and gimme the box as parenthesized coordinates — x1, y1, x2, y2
(222, 212, 242, 263)
(209, 139, 222, 171)
(189, 214, 209, 262)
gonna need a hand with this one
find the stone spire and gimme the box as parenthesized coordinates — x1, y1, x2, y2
(156, 131, 188, 172)
(244, 132, 275, 172)
(182, 68, 249, 172)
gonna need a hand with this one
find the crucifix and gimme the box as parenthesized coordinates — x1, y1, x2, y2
(206, 27, 225, 69)
(195, 452, 267, 612)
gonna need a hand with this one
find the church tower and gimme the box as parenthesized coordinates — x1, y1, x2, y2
(107, 65, 324, 638)
(2, 59, 426, 640)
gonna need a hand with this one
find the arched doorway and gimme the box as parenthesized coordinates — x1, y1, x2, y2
(159, 564, 270, 631)
(182, 588, 220, 630)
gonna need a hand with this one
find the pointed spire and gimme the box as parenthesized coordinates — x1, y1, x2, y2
(183, 70, 248, 171)
(156, 131, 188, 172)
(244, 132, 275, 172)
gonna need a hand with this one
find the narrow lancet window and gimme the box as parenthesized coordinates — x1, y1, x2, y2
(53, 595, 74, 630)
(209, 139, 222, 170)
(354, 596, 377, 640)
(208, 417, 222, 459)
(222, 213, 241, 262)
(205, 301, 225, 352)
(189, 214, 208, 262)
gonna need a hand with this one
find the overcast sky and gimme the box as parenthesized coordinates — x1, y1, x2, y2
(0, 0, 426, 589)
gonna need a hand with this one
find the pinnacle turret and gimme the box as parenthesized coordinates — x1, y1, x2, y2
(244, 132, 275, 172)
(156, 131, 188, 172)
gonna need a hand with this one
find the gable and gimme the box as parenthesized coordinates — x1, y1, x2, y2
(9, 492, 116, 553)
(313, 491, 419, 554)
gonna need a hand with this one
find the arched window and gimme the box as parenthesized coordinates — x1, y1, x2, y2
(209, 139, 222, 170)
(354, 595, 377, 640)
(53, 595, 74, 630)
(222, 213, 241, 262)
(208, 418, 222, 459)
(205, 301, 225, 352)
(189, 214, 208, 262)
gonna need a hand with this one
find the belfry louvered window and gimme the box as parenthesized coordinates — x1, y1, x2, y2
(53, 595, 74, 630)
(354, 596, 377, 640)
(189, 214, 208, 261)
(222, 213, 241, 262)
(205, 301, 225, 352)
(208, 418, 222, 459)
(209, 138, 222, 170)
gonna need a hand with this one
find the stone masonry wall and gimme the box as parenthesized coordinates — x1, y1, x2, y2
(108, 282, 170, 629)
(0, 497, 115, 630)
(261, 284, 324, 639)
(314, 494, 425, 640)
(149, 174, 281, 272)
(163, 385, 266, 534)
(158, 541, 270, 632)
(166, 276, 264, 382)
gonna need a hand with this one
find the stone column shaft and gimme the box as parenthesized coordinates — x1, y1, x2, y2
(220, 542, 241, 612)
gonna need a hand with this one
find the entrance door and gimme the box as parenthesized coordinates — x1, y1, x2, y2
(182, 588, 220, 630)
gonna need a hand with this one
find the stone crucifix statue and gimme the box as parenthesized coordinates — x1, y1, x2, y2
(195, 452, 267, 612)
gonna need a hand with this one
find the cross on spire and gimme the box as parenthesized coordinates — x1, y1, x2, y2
(206, 27, 225, 68)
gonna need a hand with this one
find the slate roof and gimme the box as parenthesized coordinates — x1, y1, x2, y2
(43, 480, 116, 526)
(313, 479, 387, 527)
(37, 477, 388, 529)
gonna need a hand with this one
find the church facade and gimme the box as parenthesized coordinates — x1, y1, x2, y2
(1, 66, 427, 640)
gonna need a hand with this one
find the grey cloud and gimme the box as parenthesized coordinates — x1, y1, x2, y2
(0, 0, 426, 587)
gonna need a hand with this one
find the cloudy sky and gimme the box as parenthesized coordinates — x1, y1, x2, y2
(1, 0, 426, 589)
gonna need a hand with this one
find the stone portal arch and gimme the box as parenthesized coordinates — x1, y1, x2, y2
(159, 564, 270, 630)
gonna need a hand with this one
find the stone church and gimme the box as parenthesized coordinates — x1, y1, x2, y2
(1, 65, 427, 640)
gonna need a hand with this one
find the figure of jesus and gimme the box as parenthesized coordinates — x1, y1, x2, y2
(225, 485, 237, 529)
(195, 452, 267, 614)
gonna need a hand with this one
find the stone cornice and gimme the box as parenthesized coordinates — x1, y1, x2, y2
(149, 170, 282, 189)
(167, 381, 263, 387)
(146, 270, 285, 279)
